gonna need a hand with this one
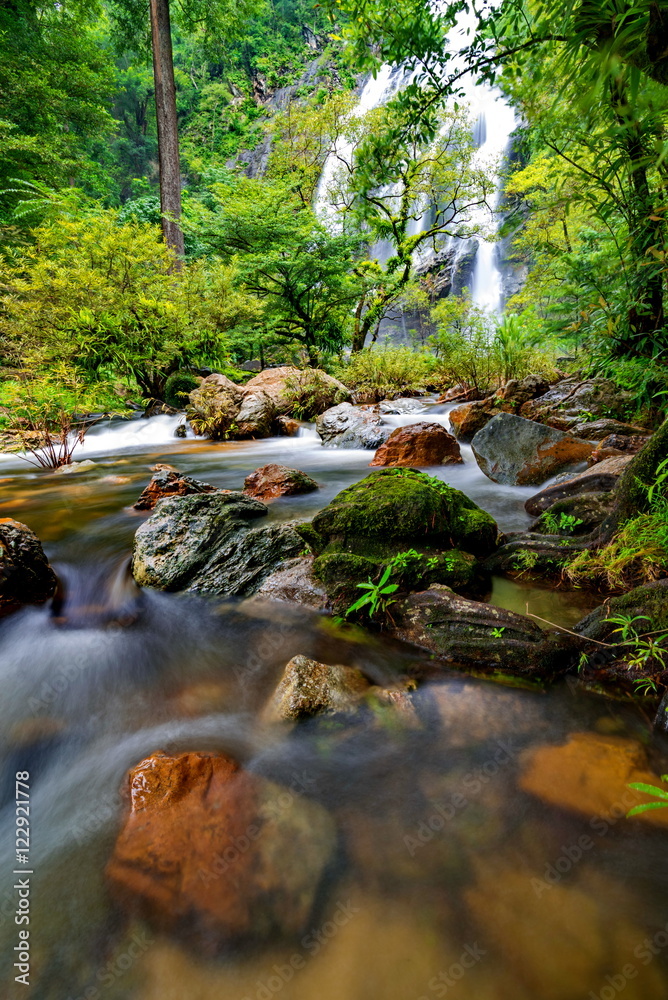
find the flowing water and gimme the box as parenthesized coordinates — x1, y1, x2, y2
(1, 406, 668, 1000)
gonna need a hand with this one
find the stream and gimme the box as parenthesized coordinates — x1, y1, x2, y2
(1, 402, 668, 1000)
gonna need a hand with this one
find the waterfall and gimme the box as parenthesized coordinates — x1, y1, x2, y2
(314, 3, 516, 315)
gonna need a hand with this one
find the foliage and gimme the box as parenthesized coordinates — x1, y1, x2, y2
(539, 511, 584, 535)
(283, 368, 347, 420)
(0, 206, 260, 398)
(333, 345, 436, 402)
(345, 564, 399, 619)
(627, 778, 668, 818)
(163, 371, 199, 408)
(430, 297, 558, 393)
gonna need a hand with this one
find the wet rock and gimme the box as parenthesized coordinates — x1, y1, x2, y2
(106, 751, 336, 946)
(133, 470, 219, 511)
(520, 377, 633, 429)
(496, 373, 551, 406)
(253, 556, 328, 611)
(529, 492, 615, 535)
(310, 469, 498, 560)
(316, 402, 392, 449)
(234, 390, 276, 438)
(589, 432, 650, 465)
(437, 384, 483, 403)
(243, 366, 350, 416)
(524, 455, 633, 516)
(243, 464, 319, 501)
(471, 413, 594, 486)
(276, 415, 301, 436)
(519, 732, 668, 828)
(264, 654, 370, 721)
(391, 585, 571, 678)
(187, 374, 245, 439)
(0, 518, 57, 614)
(144, 400, 179, 418)
(449, 399, 499, 441)
(569, 418, 649, 441)
(574, 579, 668, 644)
(132, 493, 303, 596)
(369, 421, 462, 467)
(390, 585, 573, 678)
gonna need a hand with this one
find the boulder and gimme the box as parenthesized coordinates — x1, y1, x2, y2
(369, 421, 462, 467)
(309, 469, 498, 560)
(495, 373, 551, 406)
(529, 491, 615, 535)
(106, 751, 336, 945)
(264, 654, 370, 721)
(243, 366, 350, 416)
(275, 416, 301, 437)
(471, 413, 594, 486)
(316, 403, 392, 449)
(519, 732, 668, 828)
(524, 455, 634, 516)
(234, 390, 276, 439)
(448, 399, 499, 441)
(0, 518, 57, 614)
(243, 464, 319, 501)
(520, 377, 633, 429)
(187, 374, 245, 440)
(253, 556, 328, 611)
(132, 493, 303, 596)
(568, 418, 649, 441)
(133, 470, 219, 511)
(588, 431, 650, 465)
(390, 585, 573, 679)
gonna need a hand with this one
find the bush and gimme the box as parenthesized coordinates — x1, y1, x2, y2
(283, 369, 347, 420)
(334, 345, 436, 402)
(163, 371, 199, 408)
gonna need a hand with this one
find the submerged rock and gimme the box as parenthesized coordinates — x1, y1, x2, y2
(316, 402, 392, 449)
(369, 421, 462, 468)
(133, 470, 219, 511)
(243, 464, 319, 501)
(471, 413, 594, 486)
(519, 732, 668, 828)
(0, 518, 57, 614)
(264, 654, 370, 721)
(131, 492, 303, 596)
(106, 751, 336, 947)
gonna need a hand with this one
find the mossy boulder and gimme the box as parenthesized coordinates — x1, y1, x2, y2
(310, 469, 498, 559)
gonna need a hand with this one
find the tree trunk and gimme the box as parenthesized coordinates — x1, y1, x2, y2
(149, 0, 184, 262)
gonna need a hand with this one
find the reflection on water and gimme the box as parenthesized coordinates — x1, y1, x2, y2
(0, 407, 663, 1000)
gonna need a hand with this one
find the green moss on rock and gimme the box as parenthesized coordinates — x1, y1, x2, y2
(312, 469, 498, 558)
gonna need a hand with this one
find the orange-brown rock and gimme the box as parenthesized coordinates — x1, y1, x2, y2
(519, 732, 668, 828)
(275, 415, 301, 436)
(106, 751, 336, 947)
(369, 421, 462, 467)
(448, 401, 498, 441)
(243, 464, 319, 501)
(133, 470, 219, 511)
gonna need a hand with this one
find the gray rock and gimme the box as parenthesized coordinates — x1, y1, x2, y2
(132, 493, 303, 596)
(254, 557, 328, 610)
(378, 398, 427, 415)
(520, 378, 633, 429)
(235, 390, 276, 438)
(471, 413, 594, 486)
(0, 519, 57, 614)
(316, 402, 392, 449)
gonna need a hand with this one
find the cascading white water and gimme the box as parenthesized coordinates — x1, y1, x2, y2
(314, 2, 516, 314)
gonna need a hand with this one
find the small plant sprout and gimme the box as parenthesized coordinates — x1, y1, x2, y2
(627, 777, 668, 817)
(345, 565, 399, 620)
(491, 627, 506, 638)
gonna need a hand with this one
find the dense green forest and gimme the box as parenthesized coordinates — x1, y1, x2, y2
(1, 0, 667, 421)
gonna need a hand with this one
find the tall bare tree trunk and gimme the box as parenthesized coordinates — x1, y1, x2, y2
(149, 0, 184, 262)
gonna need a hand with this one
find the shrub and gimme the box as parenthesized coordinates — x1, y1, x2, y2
(334, 345, 436, 402)
(163, 371, 199, 408)
(283, 368, 347, 419)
